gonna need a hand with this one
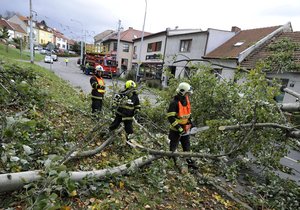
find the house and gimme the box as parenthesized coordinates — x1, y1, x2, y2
(67, 39, 76, 51)
(132, 30, 167, 81)
(240, 31, 300, 103)
(8, 14, 39, 46)
(36, 21, 54, 46)
(53, 29, 68, 50)
(0, 18, 26, 41)
(94, 27, 151, 73)
(94, 30, 116, 52)
(163, 28, 236, 86)
(132, 27, 236, 86)
(202, 22, 293, 81)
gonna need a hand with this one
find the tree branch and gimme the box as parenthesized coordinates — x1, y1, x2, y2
(0, 155, 161, 193)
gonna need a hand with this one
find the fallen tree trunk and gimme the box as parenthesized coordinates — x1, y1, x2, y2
(0, 155, 161, 193)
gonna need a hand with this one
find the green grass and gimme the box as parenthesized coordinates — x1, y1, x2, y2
(0, 43, 43, 61)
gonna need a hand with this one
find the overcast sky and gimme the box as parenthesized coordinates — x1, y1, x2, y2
(1, 0, 300, 43)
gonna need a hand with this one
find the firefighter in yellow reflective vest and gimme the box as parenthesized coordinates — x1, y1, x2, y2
(109, 80, 141, 139)
(167, 82, 198, 170)
(90, 65, 105, 113)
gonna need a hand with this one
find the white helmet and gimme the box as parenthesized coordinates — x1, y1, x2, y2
(95, 65, 104, 72)
(176, 82, 193, 96)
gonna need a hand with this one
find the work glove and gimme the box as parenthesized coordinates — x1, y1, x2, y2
(178, 127, 185, 135)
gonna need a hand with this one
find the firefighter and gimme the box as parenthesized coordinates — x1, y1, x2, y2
(64, 58, 69, 66)
(109, 80, 141, 139)
(166, 82, 198, 170)
(90, 65, 105, 113)
(85, 62, 90, 75)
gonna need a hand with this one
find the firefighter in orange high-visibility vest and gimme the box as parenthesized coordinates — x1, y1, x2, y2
(166, 82, 198, 170)
(90, 65, 105, 113)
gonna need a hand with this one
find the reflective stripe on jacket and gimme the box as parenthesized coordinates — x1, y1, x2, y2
(114, 90, 140, 119)
(96, 77, 105, 94)
(90, 76, 105, 99)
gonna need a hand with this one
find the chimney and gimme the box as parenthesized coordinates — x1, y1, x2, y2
(129, 27, 133, 30)
(231, 26, 241, 33)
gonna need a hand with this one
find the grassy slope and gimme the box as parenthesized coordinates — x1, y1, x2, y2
(0, 45, 243, 209)
(0, 43, 44, 61)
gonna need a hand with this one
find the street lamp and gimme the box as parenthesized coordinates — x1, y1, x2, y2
(71, 19, 84, 65)
(136, 0, 147, 82)
(29, 0, 34, 63)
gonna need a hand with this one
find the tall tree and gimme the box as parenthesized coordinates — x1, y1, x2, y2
(0, 26, 10, 52)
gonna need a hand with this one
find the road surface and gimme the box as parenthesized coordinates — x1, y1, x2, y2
(37, 57, 157, 104)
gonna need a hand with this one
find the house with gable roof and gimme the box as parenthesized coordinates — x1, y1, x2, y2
(202, 22, 293, 81)
(36, 21, 54, 46)
(240, 31, 300, 103)
(9, 14, 39, 46)
(94, 27, 151, 73)
(132, 26, 236, 85)
(0, 18, 27, 41)
(53, 29, 68, 51)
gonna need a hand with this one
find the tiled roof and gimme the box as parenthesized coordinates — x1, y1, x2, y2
(53, 29, 67, 39)
(17, 15, 28, 22)
(8, 21, 26, 34)
(203, 26, 281, 59)
(94, 30, 115, 41)
(108, 27, 151, 43)
(0, 19, 26, 34)
(67, 39, 76, 45)
(241, 32, 300, 69)
(0, 19, 14, 30)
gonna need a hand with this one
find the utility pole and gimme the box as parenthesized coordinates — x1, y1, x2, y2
(116, 20, 122, 72)
(71, 19, 84, 65)
(136, 0, 147, 82)
(29, 0, 34, 63)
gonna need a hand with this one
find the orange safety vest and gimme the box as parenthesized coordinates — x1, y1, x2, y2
(96, 77, 105, 94)
(176, 96, 191, 125)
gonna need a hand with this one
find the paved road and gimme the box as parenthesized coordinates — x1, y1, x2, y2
(37, 56, 157, 104)
(37, 57, 121, 94)
(36, 56, 300, 185)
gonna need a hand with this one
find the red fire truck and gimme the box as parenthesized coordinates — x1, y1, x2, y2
(81, 52, 118, 77)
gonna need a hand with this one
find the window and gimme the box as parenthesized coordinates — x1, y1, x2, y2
(179, 39, 192, 52)
(123, 44, 129, 52)
(113, 42, 117, 51)
(147, 41, 162, 52)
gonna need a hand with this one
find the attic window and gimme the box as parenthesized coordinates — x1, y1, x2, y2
(234, 41, 244, 47)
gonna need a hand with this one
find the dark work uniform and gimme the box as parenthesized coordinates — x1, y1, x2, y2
(109, 89, 141, 135)
(167, 94, 191, 152)
(90, 75, 105, 113)
(167, 94, 197, 169)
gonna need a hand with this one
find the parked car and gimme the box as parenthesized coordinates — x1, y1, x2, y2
(40, 49, 50, 54)
(34, 45, 42, 51)
(44, 55, 53, 63)
(51, 53, 58, 61)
